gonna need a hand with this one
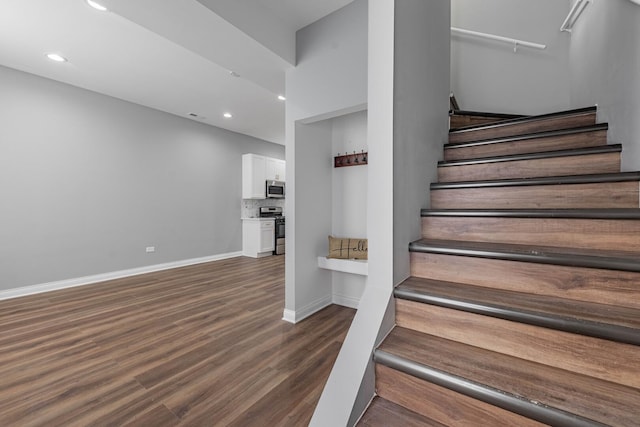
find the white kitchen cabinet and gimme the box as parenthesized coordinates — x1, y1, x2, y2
(242, 153, 285, 199)
(242, 218, 275, 258)
(266, 158, 285, 182)
(242, 154, 266, 199)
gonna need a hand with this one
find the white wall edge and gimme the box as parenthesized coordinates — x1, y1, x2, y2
(0, 251, 243, 301)
(332, 293, 360, 309)
(298, 103, 368, 125)
(281, 295, 333, 323)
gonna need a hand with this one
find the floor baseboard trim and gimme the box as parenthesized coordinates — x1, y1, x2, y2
(282, 295, 333, 324)
(333, 293, 360, 309)
(0, 251, 243, 301)
(282, 309, 297, 324)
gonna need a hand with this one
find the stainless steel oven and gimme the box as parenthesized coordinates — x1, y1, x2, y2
(259, 206, 285, 255)
(274, 216, 285, 255)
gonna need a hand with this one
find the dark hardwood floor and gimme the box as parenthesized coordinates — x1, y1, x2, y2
(0, 256, 355, 426)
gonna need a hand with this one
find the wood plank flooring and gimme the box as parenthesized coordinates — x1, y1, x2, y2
(0, 256, 355, 426)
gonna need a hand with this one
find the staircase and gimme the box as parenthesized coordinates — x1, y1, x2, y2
(358, 106, 640, 426)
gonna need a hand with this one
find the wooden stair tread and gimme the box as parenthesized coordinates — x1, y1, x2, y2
(420, 213, 640, 252)
(450, 110, 527, 130)
(376, 327, 640, 427)
(448, 107, 598, 144)
(410, 251, 640, 310)
(437, 148, 620, 183)
(358, 397, 446, 427)
(449, 106, 597, 134)
(409, 238, 640, 272)
(421, 208, 640, 219)
(438, 144, 621, 167)
(445, 123, 608, 149)
(444, 125, 609, 162)
(450, 109, 526, 120)
(431, 171, 640, 190)
(430, 182, 640, 210)
(397, 277, 640, 345)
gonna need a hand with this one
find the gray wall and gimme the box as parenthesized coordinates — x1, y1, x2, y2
(568, 0, 640, 170)
(0, 65, 283, 290)
(451, 0, 571, 114)
(284, 0, 368, 321)
(289, 0, 368, 120)
(393, 0, 451, 285)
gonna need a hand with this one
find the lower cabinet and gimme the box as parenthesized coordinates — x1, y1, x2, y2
(242, 218, 275, 258)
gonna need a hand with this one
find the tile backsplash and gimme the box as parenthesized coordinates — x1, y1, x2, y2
(241, 199, 285, 218)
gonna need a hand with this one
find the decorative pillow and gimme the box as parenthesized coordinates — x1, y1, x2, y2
(328, 236, 368, 260)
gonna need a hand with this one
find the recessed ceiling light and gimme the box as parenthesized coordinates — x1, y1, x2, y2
(86, 0, 108, 11)
(223, 112, 233, 119)
(277, 95, 286, 101)
(46, 53, 67, 62)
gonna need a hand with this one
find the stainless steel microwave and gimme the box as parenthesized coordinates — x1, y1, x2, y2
(266, 180, 285, 198)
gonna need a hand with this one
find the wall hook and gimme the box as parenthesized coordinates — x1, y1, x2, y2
(334, 150, 368, 168)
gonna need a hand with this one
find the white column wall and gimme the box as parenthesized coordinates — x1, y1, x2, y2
(393, 0, 451, 285)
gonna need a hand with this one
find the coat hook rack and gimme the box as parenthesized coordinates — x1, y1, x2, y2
(334, 150, 368, 168)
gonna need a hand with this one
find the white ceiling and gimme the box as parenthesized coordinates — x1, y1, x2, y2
(250, 0, 359, 30)
(0, 0, 353, 145)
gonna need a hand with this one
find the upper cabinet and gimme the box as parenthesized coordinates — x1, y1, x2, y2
(242, 153, 285, 199)
(242, 154, 267, 199)
(266, 157, 285, 182)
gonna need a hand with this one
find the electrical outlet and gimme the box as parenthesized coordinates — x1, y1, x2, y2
(145, 246, 155, 253)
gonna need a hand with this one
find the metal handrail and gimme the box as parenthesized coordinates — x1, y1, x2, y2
(560, 0, 590, 33)
(451, 27, 546, 53)
(562, 0, 637, 33)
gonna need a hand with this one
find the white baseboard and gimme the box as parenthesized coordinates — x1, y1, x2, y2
(0, 251, 243, 301)
(332, 293, 360, 309)
(282, 309, 297, 324)
(281, 295, 333, 324)
(282, 293, 361, 323)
